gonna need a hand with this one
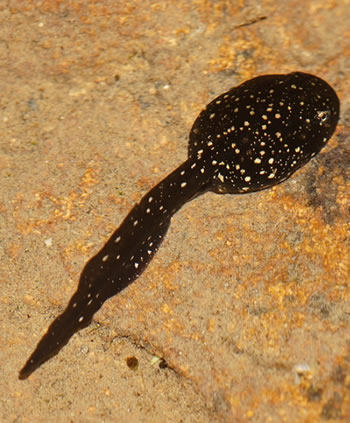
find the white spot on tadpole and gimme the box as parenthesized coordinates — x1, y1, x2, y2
(181, 182, 187, 188)
(102, 255, 109, 262)
(134, 262, 139, 269)
(115, 236, 121, 243)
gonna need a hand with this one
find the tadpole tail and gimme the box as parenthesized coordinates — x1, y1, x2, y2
(19, 214, 173, 380)
(18, 292, 93, 380)
(19, 215, 172, 380)
(19, 156, 213, 379)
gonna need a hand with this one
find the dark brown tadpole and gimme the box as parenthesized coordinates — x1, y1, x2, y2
(19, 72, 339, 380)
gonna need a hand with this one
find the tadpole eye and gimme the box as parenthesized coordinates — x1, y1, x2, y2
(317, 110, 331, 123)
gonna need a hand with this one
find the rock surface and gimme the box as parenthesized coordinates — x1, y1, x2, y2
(1, 1, 349, 422)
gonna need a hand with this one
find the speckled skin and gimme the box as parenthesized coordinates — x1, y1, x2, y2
(19, 72, 339, 380)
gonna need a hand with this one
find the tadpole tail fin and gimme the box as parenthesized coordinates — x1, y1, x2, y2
(19, 157, 212, 379)
(18, 290, 95, 380)
(18, 213, 172, 380)
(18, 219, 173, 380)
